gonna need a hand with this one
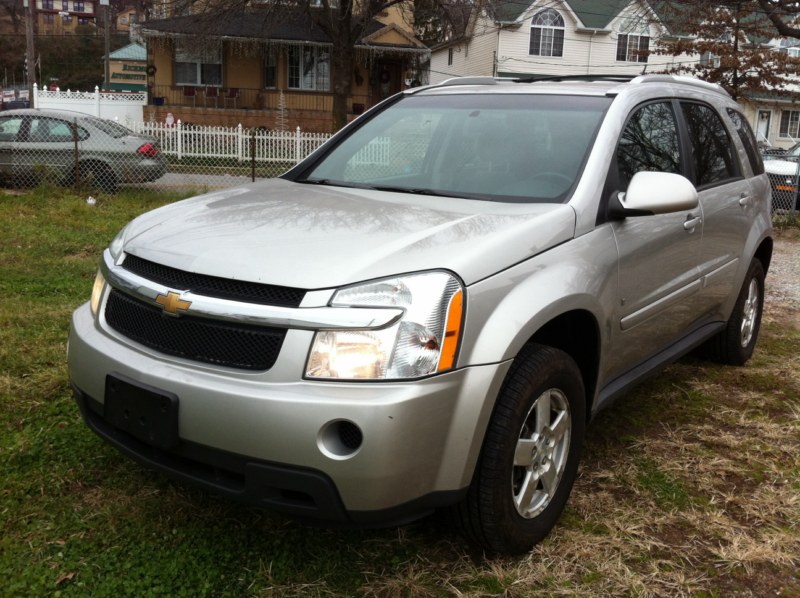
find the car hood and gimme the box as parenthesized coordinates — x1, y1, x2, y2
(764, 158, 799, 176)
(120, 178, 576, 289)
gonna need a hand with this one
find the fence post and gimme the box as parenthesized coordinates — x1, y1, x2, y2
(177, 119, 183, 161)
(251, 132, 256, 182)
(295, 126, 301, 163)
(237, 123, 244, 163)
(72, 119, 80, 190)
(32, 82, 38, 108)
(94, 86, 101, 117)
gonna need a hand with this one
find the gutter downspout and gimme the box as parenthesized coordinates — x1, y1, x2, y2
(587, 30, 596, 74)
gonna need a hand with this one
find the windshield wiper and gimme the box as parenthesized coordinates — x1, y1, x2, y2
(301, 180, 481, 199)
(300, 178, 376, 190)
(372, 185, 478, 199)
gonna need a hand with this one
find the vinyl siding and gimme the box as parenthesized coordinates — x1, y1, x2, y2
(431, 0, 683, 80)
(429, 13, 498, 84)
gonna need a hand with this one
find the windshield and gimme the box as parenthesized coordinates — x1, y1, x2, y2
(300, 93, 611, 202)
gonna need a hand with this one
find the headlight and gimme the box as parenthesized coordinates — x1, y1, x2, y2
(90, 270, 106, 316)
(108, 224, 129, 261)
(306, 271, 464, 380)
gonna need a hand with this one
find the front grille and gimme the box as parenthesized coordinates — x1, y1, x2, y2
(122, 254, 305, 307)
(105, 289, 286, 370)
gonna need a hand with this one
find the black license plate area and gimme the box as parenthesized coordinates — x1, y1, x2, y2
(105, 373, 179, 450)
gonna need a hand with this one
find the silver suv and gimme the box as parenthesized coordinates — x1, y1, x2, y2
(68, 75, 773, 555)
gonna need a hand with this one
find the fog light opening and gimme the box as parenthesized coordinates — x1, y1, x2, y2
(318, 420, 363, 459)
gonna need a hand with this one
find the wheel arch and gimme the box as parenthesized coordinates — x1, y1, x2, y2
(754, 236, 773, 274)
(525, 309, 600, 420)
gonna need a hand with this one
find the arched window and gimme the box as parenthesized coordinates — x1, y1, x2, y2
(529, 9, 564, 57)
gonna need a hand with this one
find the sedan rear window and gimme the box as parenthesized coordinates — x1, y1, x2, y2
(301, 94, 611, 203)
(85, 116, 135, 138)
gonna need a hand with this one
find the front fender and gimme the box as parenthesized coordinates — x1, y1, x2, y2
(460, 226, 618, 368)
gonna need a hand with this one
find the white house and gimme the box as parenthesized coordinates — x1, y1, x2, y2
(428, 0, 800, 149)
(429, 0, 679, 83)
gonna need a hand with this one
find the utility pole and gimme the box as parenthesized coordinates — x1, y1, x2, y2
(101, 0, 110, 91)
(24, 0, 35, 102)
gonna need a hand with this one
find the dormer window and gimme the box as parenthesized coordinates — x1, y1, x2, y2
(617, 17, 650, 63)
(529, 8, 564, 57)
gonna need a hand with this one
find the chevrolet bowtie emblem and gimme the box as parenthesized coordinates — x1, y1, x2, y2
(155, 291, 192, 316)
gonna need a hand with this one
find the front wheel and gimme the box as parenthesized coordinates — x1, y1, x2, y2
(704, 258, 765, 365)
(450, 344, 586, 555)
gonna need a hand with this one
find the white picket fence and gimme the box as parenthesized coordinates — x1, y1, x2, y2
(126, 120, 332, 164)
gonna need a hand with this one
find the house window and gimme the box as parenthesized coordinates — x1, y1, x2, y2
(699, 51, 720, 67)
(287, 46, 330, 91)
(779, 110, 800, 139)
(42, 0, 54, 9)
(616, 16, 649, 63)
(616, 34, 649, 62)
(529, 8, 564, 57)
(43, 13, 54, 23)
(448, 48, 453, 66)
(73, 1, 84, 11)
(62, 1, 69, 9)
(264, 48, 277, 88)
(77, 16, 90, 25)
(175, 43, 222, 86)
(62, 13, 71, 23)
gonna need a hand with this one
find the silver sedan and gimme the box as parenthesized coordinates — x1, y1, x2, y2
(0, 108, 167, 192)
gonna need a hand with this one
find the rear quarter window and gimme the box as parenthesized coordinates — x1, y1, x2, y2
(726, 108, 765, 175)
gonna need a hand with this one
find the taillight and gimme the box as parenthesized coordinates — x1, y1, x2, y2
(137, 143, 159, 157)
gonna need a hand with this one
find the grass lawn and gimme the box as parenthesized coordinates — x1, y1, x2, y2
(1, 187, 798, 597)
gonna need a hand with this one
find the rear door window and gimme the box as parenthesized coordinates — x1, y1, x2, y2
(680, 102, 740, 187)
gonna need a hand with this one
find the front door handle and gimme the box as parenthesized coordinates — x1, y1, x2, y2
(738, 193, 751, 207)
(683, 214, 702, 232)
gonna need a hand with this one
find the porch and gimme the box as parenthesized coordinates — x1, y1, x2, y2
(145, 85, 374, 132)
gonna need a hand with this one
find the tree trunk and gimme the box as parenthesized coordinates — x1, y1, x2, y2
(330, 44, 354, 132)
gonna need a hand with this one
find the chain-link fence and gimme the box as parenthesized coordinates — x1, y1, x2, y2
(0, 111, 331, 194)
(764, 155, 800, 216)
(3, 109, 800, 222)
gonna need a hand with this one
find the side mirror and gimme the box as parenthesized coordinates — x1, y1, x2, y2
(608, 171, 698, 219)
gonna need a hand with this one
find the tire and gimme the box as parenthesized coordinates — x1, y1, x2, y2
(82, 162, 118, 194)
(704, 258, 765, 366)
(450, 343, 586, 555)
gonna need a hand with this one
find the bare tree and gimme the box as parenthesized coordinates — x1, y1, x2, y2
(756, 0, 800, 38)
(0, 0, 24, 34)
(655, 0, 800, 100)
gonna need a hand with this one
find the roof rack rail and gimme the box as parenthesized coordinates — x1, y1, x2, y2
(438, 76, 498, 87)
(511, 74, 637, 84)
(630, 74, 730, 96)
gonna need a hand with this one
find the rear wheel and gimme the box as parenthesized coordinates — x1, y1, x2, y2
(451, 344, 586, 555)
(704, 258, 764, 365)
(81, 162, 118, 194)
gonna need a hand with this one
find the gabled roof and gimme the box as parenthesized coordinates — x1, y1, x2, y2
(494, 0, 635, 28)
(107, 43, 146, 61)
(141, 7, 426, 52)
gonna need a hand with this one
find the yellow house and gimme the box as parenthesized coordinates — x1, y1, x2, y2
(140, 5, 429, 132)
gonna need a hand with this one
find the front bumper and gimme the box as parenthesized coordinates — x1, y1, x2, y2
(68, 303, 509, 524)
